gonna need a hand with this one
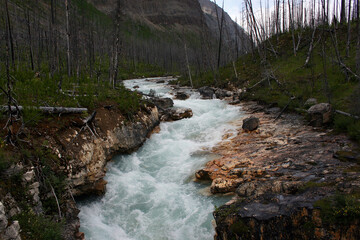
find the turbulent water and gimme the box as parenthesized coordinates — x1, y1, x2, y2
(78, 78, 243, 240)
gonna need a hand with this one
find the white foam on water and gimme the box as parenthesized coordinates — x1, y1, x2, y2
(79, 78, 243, 240)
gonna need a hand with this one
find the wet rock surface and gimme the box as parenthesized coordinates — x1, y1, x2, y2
(150, 97, 174, 110)
(162, 107, 193, 121)
(174, 91, 190, 100)
(147, 92, 193, 122)
(195, 101, 360, 239)
(198, 86, 215, 99)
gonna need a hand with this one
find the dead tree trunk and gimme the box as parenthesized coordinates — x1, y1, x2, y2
(184, 43, 193, 88)
(214, 0, 226, 72)
(288, 0, 297, 56)
(4, 10, 13, 144)
(304, 26, 317, 67)
(2, 106, 88, 114)
(347, 0, 353, 57)
(26, 10, 35, 71)
(4, 0, 15, 69)
(65, 0, 71, 77)
(341, 0, 346, 24)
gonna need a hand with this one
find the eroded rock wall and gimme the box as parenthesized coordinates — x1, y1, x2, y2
(66, 106, 159, 197)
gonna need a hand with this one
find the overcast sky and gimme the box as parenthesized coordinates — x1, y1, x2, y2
(222, 0, 242, 22)
(222, 0, 273, 23)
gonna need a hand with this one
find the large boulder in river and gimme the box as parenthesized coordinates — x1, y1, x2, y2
(198, 86, 215, 99)
(168, 108, 193, 121)
(151, 97, 174, 110)
(175, 91, 190, 100)
(242, 116, 260, 131)
(307, 103, 332, 127)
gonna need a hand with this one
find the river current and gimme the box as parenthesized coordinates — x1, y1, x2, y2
(78, 78, 243, 240)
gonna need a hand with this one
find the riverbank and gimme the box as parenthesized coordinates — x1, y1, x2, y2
(197, 100, 360, 239)
(0, 99, 160, 240)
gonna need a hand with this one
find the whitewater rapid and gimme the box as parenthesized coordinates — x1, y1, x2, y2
(78, 78, 243, 240)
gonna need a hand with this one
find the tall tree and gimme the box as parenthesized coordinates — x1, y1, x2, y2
(341, 0, 347, 23)
(4, 0, 15, 69)
(65, 0, 71, 77)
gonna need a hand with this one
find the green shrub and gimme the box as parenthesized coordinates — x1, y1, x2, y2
(115, 85, 142, 116)
(22, 107, 43, 127)
(334, 115, 360, 142)
(16, 211, 63, 240)
(0, 149, 11, 172)
(314, 194, 360, 225)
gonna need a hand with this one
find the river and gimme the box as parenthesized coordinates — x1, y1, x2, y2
(78, 78, 243, 240)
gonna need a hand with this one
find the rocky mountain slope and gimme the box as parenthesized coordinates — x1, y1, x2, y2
(88, 0, 205, 31)
(199, 0, 249, 56)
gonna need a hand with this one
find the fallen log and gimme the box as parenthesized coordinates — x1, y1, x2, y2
(273, 96, 296, 122)
(335, 110, 360, 120)
(1, 106, 88, 114)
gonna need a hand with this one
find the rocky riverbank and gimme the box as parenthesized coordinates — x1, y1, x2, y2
(195, 101, 360, 239)
(0, 102, 161, 240)
(0, 82, 198, 240)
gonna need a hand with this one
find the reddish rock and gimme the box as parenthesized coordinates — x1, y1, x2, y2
(75, 231, 85, 240)
(94, 179, 108, 195)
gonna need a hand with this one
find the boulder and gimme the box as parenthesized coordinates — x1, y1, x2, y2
(148, 89, 156, 97)
(22, 170, 35, 183)
(4, 221, 21, 240)
(167, 108, 193, 121)
(195, 169, 211, 180)
(242, 116, 260, 131)
(175, 91, 190, 100)
(215, 89, 232, 99)
(151, 97, 174, 110)
(304, 98, 318, 109)
(198, 86, 215, 99)
(307, 103, 332, 127)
